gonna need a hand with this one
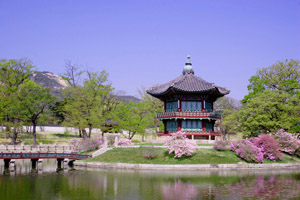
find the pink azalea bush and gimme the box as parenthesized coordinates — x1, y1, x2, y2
(213, 140, 229, 151)
(69, 135, 102, 153)
(118, 138, 132, 146)
(164, 131, 197, 158)
(230, 139, 264, 163)
(250, 134, 282, 161)
(273, 129, 300, 155)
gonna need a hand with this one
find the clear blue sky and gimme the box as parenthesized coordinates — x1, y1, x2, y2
(0, 0, 299, 100)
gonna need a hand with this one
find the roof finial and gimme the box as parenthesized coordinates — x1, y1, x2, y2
(183, 55, 194, 75)
(186, 55, 191, 65)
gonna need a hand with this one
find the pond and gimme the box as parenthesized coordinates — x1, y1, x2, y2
(1, 160, 300, 200)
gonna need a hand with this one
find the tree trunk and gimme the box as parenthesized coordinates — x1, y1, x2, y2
(128, 132, 131, 139)
(142, 134, 145, 142)
(102, 131, 105, 140)
(32, 122, 37, 147)
(79, 129, 82, 138)
(88, 124, 92, 138)
(129, 132, 136, 140)
(11, 128, 18, 145)
(81, 129, 88, 139)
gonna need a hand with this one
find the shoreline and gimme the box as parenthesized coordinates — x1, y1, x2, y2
(74, 161, 300, 170)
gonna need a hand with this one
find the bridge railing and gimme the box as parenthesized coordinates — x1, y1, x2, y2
(0, 145, 72, 153)
(0, 152, 91, 160)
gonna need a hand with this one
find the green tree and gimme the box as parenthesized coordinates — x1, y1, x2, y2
(239, 59, 300, 137)
(238, 90, 300, 138)
(242, 59, 300, 103)
(0, 58, 36, 144)
(18, 80, 56, 146)
(111, 101, 153, 141)
(138, 87, 164, 133)
(214, 97, 241, 140)
(62, 70, 114, 138)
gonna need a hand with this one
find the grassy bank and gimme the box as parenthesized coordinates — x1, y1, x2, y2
(86, 147, 300, 165)
(86, 147, 242, 164)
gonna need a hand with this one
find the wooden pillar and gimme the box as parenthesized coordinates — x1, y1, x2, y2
(164, 101, 166, 112)
(178, 120, 181, 131)
(178, 99, 181, 112)
(163, 121, 167, 134)
(192, 135, 194, 140)
(209, 135, 211, 140)
(202, 100, 205, 112)
(203, 121, 206, 132)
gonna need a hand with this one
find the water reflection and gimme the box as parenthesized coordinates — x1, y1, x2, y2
(0, 162, 300, 200)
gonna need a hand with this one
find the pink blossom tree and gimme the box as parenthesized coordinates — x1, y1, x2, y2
(164, 131, 197, 158)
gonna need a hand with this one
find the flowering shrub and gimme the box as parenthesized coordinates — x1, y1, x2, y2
(118, 138, 132, 146)
(273, 129, 300, 155)
(143, 148, 159, 159)
(250, 134, 282, 161)
(213, 140, 229, 151)
(230, 140, 264, 163)
(69, 135, 102, 153)
(164, 131, 197, 158)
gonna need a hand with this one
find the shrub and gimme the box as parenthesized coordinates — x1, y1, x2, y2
(164, 131, 197, 158)
(107, 135, 117, 146)
(118, 138, 132, 146)
(63, 128, 70, 137)
(213, 140, 229, 151)
(143, 148, 159, 159)
(250, 134, 282, 161)
(131, 139, 141, 144)
(230, 140, 264, 163)
(69, 135, 102, 153)
(273, 129, 300, 155)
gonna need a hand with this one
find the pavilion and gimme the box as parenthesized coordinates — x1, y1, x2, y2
(147, 56, 230, 140)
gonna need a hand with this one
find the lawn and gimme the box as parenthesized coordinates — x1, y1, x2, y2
(86, 147, 300, 165)
(86, 147, 244, 164)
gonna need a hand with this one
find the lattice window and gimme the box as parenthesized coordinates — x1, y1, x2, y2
(166, 102, 178, 112)
(166, 120, 178, 132)
(181, 101, 202, 112)
(205, 102, 213, 112)
(206, 122, 213, 131)
(182, 120, 202, 131)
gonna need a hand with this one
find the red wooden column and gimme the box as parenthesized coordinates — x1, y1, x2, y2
(163, 121, 167, 134)
(178, 120, 181, 131)
(202, 120, 206, 132)
(178, 99, 181, 112)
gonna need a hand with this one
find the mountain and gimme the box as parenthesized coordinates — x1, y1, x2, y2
(30, 71, 70, 96)
(116, 95, 140, 103)
(31, 71, 140, 103)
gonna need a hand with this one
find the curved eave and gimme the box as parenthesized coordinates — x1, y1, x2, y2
(215, 86, 230, 96)
(147, 86, 229, 99)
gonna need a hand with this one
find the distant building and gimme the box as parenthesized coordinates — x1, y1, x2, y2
(147, 56, 230, 140)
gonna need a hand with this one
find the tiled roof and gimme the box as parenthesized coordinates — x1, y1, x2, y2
(147, 56, 230, 97)
(147, 70, 230, 96)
